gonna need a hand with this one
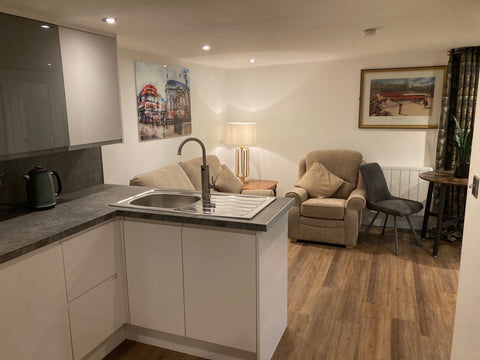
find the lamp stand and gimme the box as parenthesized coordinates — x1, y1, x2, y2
(235, 145, 249, 183)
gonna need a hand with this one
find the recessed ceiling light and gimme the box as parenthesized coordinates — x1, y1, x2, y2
(362, 28, 376, 36)
(202, 44, 211, 51)
(103, 17, 117, 25)
(47, 63, 52, 66)
(249, 58, 256, 64)
(41, 24, 50, 29)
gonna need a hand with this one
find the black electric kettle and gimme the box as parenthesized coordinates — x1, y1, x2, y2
(24, 166, 62, 209)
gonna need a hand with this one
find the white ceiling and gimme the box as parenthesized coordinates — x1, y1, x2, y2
(1, 0, 480, 68)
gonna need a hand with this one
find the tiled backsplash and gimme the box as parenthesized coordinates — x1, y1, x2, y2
(0, 147, 104, 207)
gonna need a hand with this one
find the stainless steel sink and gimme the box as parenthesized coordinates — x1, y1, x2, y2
(111, 189, 275, 219)
(129, 193, 201, 208)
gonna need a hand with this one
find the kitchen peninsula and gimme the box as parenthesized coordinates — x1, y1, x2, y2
(0, 184, 293, 360)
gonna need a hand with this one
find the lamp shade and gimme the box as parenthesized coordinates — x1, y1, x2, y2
(226, 122, 257, 146)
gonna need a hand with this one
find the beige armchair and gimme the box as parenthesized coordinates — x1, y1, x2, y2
(286, 150, 366, 248)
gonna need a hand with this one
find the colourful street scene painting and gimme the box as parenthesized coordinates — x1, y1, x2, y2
(134, 61, 191, 141)
(369, 77, 435, 117)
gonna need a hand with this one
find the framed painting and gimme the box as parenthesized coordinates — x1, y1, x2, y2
(358, 66, 446, 129)
(134, 60, 192, 141)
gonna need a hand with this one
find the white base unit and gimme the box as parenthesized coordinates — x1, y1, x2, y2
(123, 220, 185, 336)
(69, 276, 127, 360)
(62, 220, 123, 301)
(123, 214, 288, 360)
(61, 219, 127, 360)
(0, 245, 73, 360)
(183, 227, 257, 352)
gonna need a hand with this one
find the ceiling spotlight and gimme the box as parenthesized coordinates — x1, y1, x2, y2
(47, 63, 52, 66)
(249, 58, 256, 64)
(202, 44, 211, 51)
(103, 17, 117, 25)
(41, 24, 50, 29)
(362, 28, 376, 37)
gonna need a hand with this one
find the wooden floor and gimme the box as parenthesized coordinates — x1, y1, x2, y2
(105, 226, 462, 360)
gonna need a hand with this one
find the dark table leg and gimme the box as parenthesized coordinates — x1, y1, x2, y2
(433, 184, 448, 257)
(421, 182, 434, 238)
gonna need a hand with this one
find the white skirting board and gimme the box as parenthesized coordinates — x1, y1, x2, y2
(361, 165, 433, 230)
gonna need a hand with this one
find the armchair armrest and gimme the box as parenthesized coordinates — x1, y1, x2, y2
(346, 188, 366, 211)
(285, 187, 308, 206)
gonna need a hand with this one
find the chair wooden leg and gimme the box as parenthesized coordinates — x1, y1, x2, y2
(381, 214, 389, 236)
(393, 216, 399, 256)
(406, 216, 422, 246)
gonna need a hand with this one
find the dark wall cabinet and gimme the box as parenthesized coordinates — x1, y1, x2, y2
(0, 13, 122, 160)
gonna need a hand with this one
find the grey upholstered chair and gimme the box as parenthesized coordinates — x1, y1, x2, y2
(360, 162, 423, 255)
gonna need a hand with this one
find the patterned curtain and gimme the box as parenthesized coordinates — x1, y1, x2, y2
(435, 47, 480, 223)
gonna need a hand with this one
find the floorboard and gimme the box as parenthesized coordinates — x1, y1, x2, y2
(104, 226, 461, 360)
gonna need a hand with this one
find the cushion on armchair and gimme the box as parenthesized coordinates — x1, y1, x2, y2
(332, 180, 356, 199)
(300, 198, 346, 220)
(295, 162, 343, 198)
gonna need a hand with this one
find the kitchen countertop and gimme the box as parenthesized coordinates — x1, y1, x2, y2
(0, 184, 294, 265)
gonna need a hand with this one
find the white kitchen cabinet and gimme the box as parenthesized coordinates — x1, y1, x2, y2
(69, 275, 126, 360)
(59, 27, 122, 149)
(123, 220, 185, 336)
(62, 219, 123, 301)
(0, 14, 122, 160)
(61, 220, 127, 360)
(0, 245, 73, 360)
(0, 13, 69, 159)
(182, 226, 257, 352)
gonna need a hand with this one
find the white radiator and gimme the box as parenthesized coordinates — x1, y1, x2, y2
(362, 165, 433, 229)
(381, 166, 433, 216)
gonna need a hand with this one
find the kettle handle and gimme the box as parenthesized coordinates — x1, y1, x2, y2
(51, 171, 62, 196)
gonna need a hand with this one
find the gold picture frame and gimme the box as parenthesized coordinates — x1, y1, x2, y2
(358, 66, 446, 129)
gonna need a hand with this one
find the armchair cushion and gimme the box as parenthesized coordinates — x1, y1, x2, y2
(301, 198, 346, 220)
(332, 180, 356, 199)
(214, 165, 244, 194)
(295, 162, 343, 198)
(285, 187, 309, 206)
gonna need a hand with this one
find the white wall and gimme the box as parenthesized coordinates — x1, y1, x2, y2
(450, 82, 480, 360)
(103, 45, 447, 195)
(226, 50, 448, 195)
(102, 44, 229, 185)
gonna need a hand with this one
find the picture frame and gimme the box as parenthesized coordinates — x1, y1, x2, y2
(358, 66, 446, 129)
(134, 60, 192, 141)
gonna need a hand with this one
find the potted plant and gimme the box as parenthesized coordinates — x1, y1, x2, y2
(452, 115, 473, 178)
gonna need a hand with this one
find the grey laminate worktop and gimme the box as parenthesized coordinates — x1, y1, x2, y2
(0, 184, 294, 265)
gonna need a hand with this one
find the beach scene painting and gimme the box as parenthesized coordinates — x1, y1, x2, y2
(359, 67, 446, 129)
(134, 60, 192, 141)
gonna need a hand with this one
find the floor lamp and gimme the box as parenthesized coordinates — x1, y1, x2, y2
(226, 122, 257, 183)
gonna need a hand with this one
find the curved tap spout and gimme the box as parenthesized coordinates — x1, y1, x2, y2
(177, 137, 215, 211)
(177, 137, 207, 165)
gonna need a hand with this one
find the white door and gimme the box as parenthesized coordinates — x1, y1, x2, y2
(182, 226, 257, 352)
(123, 220, 185, 336)
(450, 89, 480, 359)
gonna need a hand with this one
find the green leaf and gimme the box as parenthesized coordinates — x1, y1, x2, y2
(464, 129, 473, 161)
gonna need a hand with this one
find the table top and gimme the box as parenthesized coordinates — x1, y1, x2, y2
(242, 179, 278, 190)
(419, 170, 468, 186)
